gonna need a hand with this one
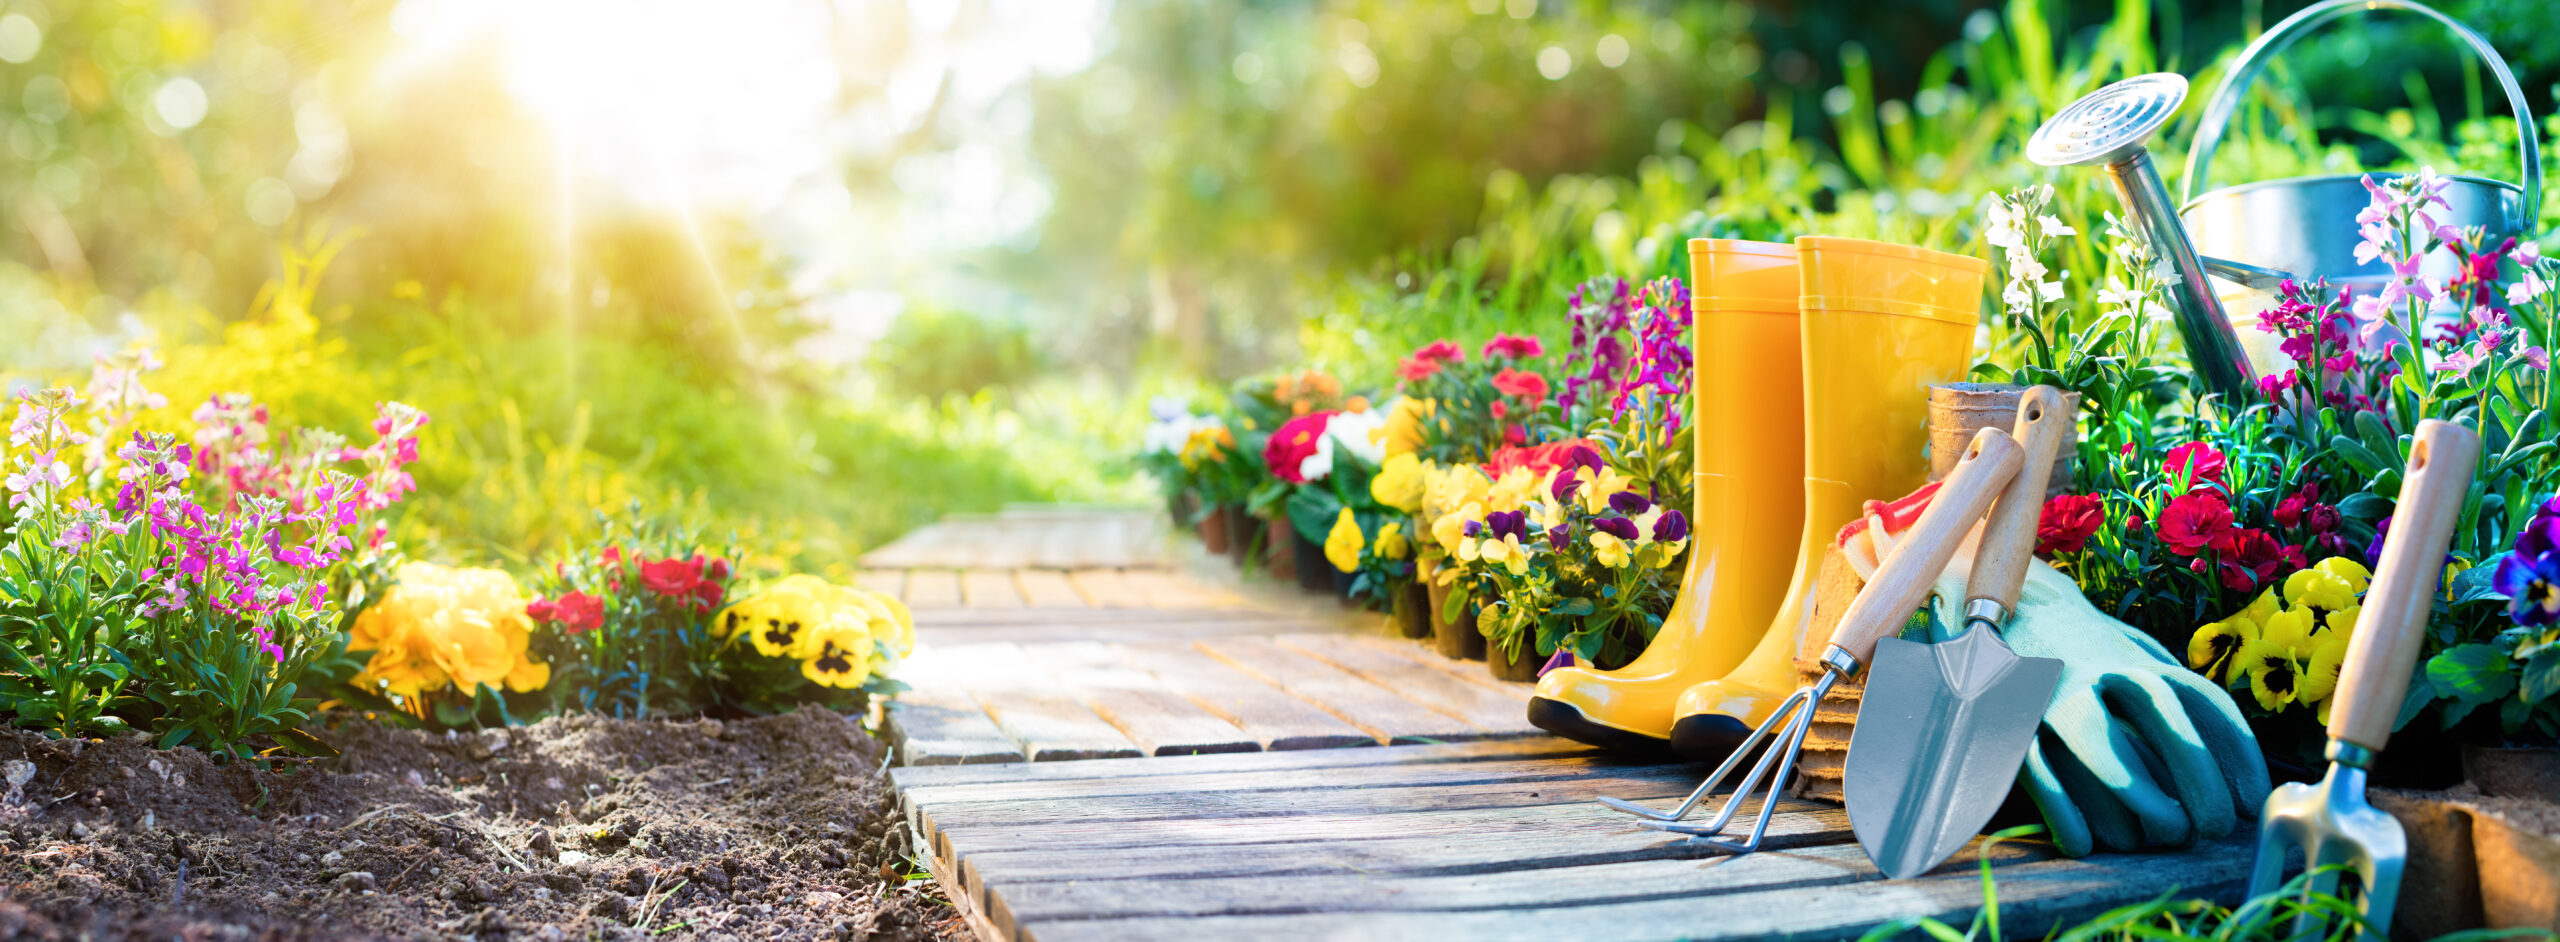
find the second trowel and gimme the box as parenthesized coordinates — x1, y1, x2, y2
(1845, 385, 2071, 879)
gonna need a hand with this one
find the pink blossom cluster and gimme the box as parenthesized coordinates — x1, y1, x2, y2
(1557, 277, 1693, 434)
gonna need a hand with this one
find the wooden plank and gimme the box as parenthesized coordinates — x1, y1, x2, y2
(1019, 840, 2253, 942)
(1346, 632, 1538, 695)
(886, 646, 1027, 766)
(904, 749, 1689, 806)
(905, 570, 964, 609)
(960, 643, 1142, 761)
(853, 569, 908, 600)
(1068, 569, 1148, 608)
(1276, 633, 1531, 733)
(1115, 641, 1378, 752)
(1121, 569, 1243, 610)
(1195, 636, 1495, 744)
(1012, 570, 1087, 608)
(962, 569, 1028, 609)
(990, 839, 2048, 929)
(1046, 642, 1258, 757)
(890, 738, 1589, 790)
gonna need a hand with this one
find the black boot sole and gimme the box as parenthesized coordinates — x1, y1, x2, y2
(1525, 697, 1680, 755)
(1669, 712, 1759, 759)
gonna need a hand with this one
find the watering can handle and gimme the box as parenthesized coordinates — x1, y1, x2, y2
(2182, 0, 2541, 227)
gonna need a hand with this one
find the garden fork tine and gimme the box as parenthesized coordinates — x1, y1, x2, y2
(2243, 419, 2476, 939)
(1597, 428, 2021, 852)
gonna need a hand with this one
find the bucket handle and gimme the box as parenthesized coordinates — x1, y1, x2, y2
(2182, 0, 2541, 228)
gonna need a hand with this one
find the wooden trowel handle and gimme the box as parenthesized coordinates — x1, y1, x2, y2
(2330, 419, 2480, 752)
(1966, 386, 2072, 614)
(1826, 427, 2023, 666)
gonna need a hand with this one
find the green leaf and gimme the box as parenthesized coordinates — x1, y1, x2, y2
(1552, 598, 1595, 618)
(1285, 488, 1344, 545)
(156, 726, 193, 750)
(2522, 649, 2560, 705)
(2451, 555, 2511, 605)
(2428, 644, 2518, 705)
(2336, 491, 2393, 523)
(272, 726, 340, 758)
(2330, 436, 2387, 477)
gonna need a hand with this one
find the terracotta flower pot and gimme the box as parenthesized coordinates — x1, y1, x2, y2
(1293, 531, 1331, 592)
(1488, 637, 1541, 682)
(1928, 383, 2080, 498)
(1198, 503, 1232, 555)
(1223, 505, 1259, 566)
(1393, 580, 1431, 639)
(1424, 570, 1483, 660)
(1262, 512, 1298, 581)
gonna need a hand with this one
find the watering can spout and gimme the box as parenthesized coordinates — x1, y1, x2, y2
(2028, 74, 2259, 404)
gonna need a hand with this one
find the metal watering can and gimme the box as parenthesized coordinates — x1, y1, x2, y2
(2031, 0, 2542, 402)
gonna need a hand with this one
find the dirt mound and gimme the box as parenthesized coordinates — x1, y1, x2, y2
(0, 707, 960, 941)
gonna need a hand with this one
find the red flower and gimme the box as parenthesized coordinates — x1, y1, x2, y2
(2034, 493, 2105, 555)
(1483, 439, 1602, 478)
(2305, 503, 2340, 534)
(1396, 356, 1444, 382)
(1263, 411, 1334, 484)
(641, 556, 706, 597)
(2156, 491, 2233, 556)
(526, 597, 557, 622)
(2274, 492, 2306, 529)
(1481, 334, 1546, 360)
(1412, 340, 1464, 364)
(550, 591, 605, 635)
(2163, 442, 2227, 491)
(1491, 368, 1550, 401)
(2212, 527, 2291, 593)
(701, 555, 733, 582)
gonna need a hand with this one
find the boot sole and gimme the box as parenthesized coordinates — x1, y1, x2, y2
(1670, 712, 1758, 759)
(1525, 697, 1678, 755)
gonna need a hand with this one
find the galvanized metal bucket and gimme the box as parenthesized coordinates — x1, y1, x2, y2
(2180, 0, 2543, 374)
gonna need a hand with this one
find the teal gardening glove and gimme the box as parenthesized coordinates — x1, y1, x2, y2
(1921, 559, 2271, 857)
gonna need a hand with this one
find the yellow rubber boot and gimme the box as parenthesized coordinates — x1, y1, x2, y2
(1668, 236, 1986, 757)
(1527, 240, 1805, 750)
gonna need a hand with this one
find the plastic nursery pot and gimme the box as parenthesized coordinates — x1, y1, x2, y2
(1222, 505, 1260, 566)
(1393, 580, 1431, 639)
(1488, 638, 1542, 683)
(1197, 503, 1232, 555)
(1331, 564, 1360, 606)
(1927, 383, 2079, 498)
(1425, 570, 1484, 660)
(1262, 513, 1299, 581)
(1293, 531, 1332, 592)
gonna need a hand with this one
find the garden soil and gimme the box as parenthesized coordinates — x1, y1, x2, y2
(0, 706, 962, 941)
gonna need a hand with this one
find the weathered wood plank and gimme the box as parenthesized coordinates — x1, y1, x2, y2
(960, 643, 1143, 761)
(1276, 633, 1531, 732)
(962, 569, 1029, 609)
(853, 569, 908, 600)
(989, 838, 2046, 929)
(885, 647, 1026, 766)
(1018, 840, 2253, 942)
(903, 750, 1690, 807)
(1067, 569, 1148, 608)
(1045, 642, 1258, 757)
(1196, 636, 1495, 743)
(1115, 641, 1378, 752)
(904, 570, 964, 609)
(889, 738, 1588, 790)
(1345, 632, 1537, 695)
(1122, 569, 1244, 610)
(1012, 570, 1088, 608)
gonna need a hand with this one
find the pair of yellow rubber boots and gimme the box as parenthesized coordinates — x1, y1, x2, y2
(1526, 236, 1988, 756)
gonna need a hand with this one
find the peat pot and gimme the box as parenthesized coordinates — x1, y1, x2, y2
(1928, 383, 2078, 497)
(1197, 503, 1232, 555)
(1424, 567, 1484, 660)
(1222, 505, 1260, 566)
(2371, 746, 2560, 937)
(1262, 512, 1299, 581)
(1393, 580, 1432, 639)
(1488, 638, 1541, 683)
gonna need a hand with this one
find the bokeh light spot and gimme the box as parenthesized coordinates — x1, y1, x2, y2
(0, 14, 41, 63)
(153, 77, 208, 131)
(1536, 45, 1571, 80)
(1596, 33, 1629, 68)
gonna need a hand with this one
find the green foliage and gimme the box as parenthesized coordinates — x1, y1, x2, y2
(867, 306, 1045, 402)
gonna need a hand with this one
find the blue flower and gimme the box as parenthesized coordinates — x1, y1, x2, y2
(2493, 550, 2560, 627)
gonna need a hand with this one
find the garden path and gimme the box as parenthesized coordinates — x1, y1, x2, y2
(873, 507, 2253, 942)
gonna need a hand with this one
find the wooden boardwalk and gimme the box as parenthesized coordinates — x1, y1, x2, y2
(875, 508, 2254, 941)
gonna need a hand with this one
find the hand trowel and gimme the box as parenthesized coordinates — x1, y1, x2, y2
(1844, 385, 2071, 879)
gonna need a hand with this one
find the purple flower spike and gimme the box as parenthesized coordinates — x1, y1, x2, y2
(1609, 491, 1652, 515)
(1653, 510, 1689, 543)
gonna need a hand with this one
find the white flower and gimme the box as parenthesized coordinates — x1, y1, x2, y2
(1322, 409, 1388, 468)
(2097, 277, 2141, 310)
(2037, 279, 2066, 302)
(2508, 267, 2547, 307)
(2517, 242, 2543, 266)
(2037, 215, 2077, 238)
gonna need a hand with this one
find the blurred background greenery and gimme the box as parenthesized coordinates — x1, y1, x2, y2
(3, 0, 2553, 571)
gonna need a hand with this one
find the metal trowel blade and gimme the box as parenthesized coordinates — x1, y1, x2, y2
(1845, 630, 2064, 880)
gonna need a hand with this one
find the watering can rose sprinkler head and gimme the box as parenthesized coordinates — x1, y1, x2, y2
(2027, 74, 2259, 404)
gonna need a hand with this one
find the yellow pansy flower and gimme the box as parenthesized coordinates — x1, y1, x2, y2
(1435, 501, 1484, 557)
(1382, 397, 1431, 457)
(2187, 612, 2257, 684)
(1326, 508, 1365, 573)
(1576, 466, 1635, 515)
(1650, 538, 1688, 569)
(1485, 468, 1540, 513)
(1590, 531, 1632, 569)
(2324, 604, 2359, 641)
(1371, 453, 1427, 513)
(1426, 464, 1490, 518)
(2282, 567, 2358, 613)
(2295, 628, 2351, 706)
(2239, 639, 2304, 711)
(1475, 535, 1529, 575)
(2313, 557, 2371, 594)
(2259, 607, 2318, 658)
(1374, 521, 1409, 560)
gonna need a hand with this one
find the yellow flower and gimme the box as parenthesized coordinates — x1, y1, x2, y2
(2282, 567, 2358, 613)
(1650, 539, 1688, 569)
(1475, 535, 1529, 575)
(349, 562, 549, 700)
(1374, 521, 1409, 560)
(2239, 587, 2282, 626)
(2259, 607, 2319, 658)
(2313, 557, 2371, 594)
(2187, 612, 2256, 684)
(2295, 628, 2352, 706)
(1577, 466, 1634, 516)
(1434, 500, 1484, 557)
(1326, 508, 1364, 573)
(1485, 468, 1540, 513)
(1178, 425, 1233, 471)
(798, 619, 874, 689)
(2443, 555, 2472, 594)
(742, 575, 833, 658)
(1382, 398, 1431, 457)
(1424, 464, 1490, 520)
(1371, 453, 1427, 513)
(1590, 531, 1632, 568)
(2239, 639, 2304, 711)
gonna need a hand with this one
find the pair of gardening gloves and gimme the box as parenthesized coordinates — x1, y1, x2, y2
(1837, 494, 2271, 858)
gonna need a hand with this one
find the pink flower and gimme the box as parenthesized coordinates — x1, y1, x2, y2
(2163, 442, 2227, 490)
(2156, 492, 2234, 557)
(1481, 334, 1545, 360)
(1491, 368, 1550, 401)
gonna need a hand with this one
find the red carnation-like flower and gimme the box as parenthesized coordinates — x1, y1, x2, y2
(2034, 493, 2105, 555)
(1491, 368, 1550, 402)
(1263, 411, 1334, 484)
(2163, 442, 2227, 491)
(1481, 334, 1546, 360)
(1396, 356, 1444, 382)
(2213, 527, 2291, 593)
(1482, 438, 1602, 478)
(2156, 491, 2233, 556)
(550, 591, 605, 635)
(1412, 340, 1464, 363)
(641, 556, 706, 598)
